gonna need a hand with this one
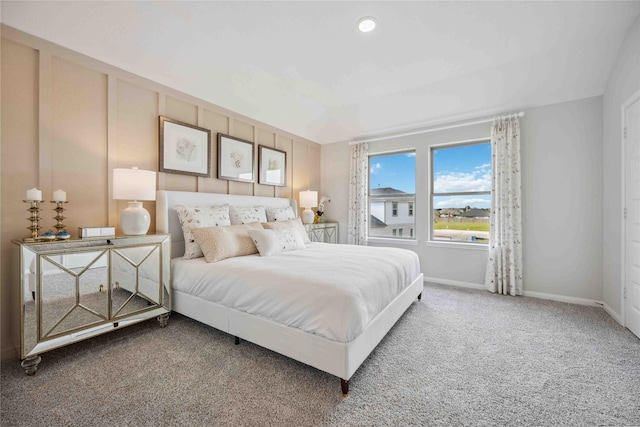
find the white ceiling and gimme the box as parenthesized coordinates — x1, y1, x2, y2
(2, 1, 640, 144)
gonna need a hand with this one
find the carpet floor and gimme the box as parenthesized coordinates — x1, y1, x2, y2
(1, 283, 639, 426)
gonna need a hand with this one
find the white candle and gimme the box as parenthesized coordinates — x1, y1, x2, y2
(52, 189, 66, 202)
(26, 188, 42, 201)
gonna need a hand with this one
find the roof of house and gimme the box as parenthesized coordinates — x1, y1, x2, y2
(370, 187, 408, 196)
(370, 215, 387, 227)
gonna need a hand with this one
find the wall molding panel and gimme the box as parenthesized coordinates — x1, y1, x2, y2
(0, 26, 321, 361)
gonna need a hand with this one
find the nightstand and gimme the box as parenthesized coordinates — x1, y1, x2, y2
(14, 234, 171, 375)
(305, 222, 338, 243)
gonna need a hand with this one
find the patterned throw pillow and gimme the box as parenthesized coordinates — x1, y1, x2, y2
(265, 206, 296, 222)
(229, 206, 268, 225)
(192, 223, 263, 263)
(175, 204, 231, 259)
(248, 228, 305, 257)
(262, 218, 310, 244)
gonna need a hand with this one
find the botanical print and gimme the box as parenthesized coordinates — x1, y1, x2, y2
(218, 134, 254, 182)
(175, 138, 197, 162)
(160, 117, 211, 177)
(230, 151, 244, 169)
(485, 116, 523, 296)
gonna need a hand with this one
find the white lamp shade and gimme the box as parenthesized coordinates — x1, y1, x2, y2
(299, 190, 318, 208)
(113, 168, 156, 201)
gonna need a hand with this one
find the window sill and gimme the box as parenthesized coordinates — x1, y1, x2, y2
(367, 237, 418, 247)
(425, 241, 488, 251)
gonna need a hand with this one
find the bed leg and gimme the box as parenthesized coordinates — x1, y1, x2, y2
(418, 292, 422, 301)
(341, 379, 349, 395)
(234, 336, 241, 345)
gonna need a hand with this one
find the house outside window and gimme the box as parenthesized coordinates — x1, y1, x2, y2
(369, 151, 416, 239)
(431, 141, 491, 244)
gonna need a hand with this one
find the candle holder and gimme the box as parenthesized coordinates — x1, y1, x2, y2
(51, 201, 69, 239)
(23, 200, 43, 242)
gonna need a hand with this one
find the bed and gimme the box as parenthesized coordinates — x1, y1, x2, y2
(156, 190, 424, 394)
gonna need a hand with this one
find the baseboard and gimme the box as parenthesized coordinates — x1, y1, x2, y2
(423, 277, 485, 291)
(522, 290, 602, 307)
(425, 277, 603, 307)
(602, 303, 623, 325)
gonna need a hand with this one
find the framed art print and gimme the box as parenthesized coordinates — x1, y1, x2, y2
(159, 116, 211, 177)
(258, 145, 287, 186)
(217, 133, 255, 183)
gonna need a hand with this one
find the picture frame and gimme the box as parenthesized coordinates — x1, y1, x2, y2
(258, 145, 287, 187)
(159, 116, 211, 177)
(217, 133, 255, 183)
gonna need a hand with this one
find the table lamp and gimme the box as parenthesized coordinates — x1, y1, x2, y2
(113, 167, 156, 235)
(299, 190, 318, 224)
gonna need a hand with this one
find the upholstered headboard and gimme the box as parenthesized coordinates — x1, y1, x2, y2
(156, 190, 298, 259)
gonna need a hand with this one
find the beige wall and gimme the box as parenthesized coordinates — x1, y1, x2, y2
(0, 27, 321, 361)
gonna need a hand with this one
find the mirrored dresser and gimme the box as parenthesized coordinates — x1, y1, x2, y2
(13, 234, 171, 375)
(305, 222, 338, 243)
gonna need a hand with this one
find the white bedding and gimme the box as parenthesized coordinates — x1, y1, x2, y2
(171, 242, 420, 343)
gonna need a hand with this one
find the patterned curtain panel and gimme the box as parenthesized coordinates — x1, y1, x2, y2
(347, 142, 369, 245)
(485, 116, 523, 295)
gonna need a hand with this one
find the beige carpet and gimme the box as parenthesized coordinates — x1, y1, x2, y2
(2, 283, 639, 426)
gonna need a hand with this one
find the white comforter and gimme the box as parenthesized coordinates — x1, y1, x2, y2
(171, 242, 421, 343)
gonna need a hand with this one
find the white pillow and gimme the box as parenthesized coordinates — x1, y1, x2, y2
(174, 204, 231, 259)
(229, 206, 268, 225)
(262, 218, 310, 244)
(248, 228, 305, 257)
(265, 205, 296, 222)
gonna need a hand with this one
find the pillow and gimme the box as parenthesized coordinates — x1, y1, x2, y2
(192, 223, 263, 263)
(229, 206, 268, 225)
(263, 218, 310, 244)
(175, 205, 231, 259)
(248, 228, 305, 257)
(265, 205, 296, 222)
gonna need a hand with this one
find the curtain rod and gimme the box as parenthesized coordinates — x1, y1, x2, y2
(350, 111, 525, 145)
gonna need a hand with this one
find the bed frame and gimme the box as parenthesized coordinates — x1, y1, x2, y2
(156, 190, 424, 394)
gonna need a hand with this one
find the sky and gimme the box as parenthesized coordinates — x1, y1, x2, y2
(369, 142, 492, 208)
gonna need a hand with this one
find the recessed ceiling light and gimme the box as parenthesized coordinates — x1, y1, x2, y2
(357, 17, 377, 33)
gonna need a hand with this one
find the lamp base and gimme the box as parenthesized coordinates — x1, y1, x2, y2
(302, 208, 314, 224)
(120, 202, 150, 235)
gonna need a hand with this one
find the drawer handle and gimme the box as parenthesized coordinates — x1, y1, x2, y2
(99, 284, 105, 294)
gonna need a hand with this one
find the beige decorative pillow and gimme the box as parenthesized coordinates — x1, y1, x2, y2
(248, 228, 305, 257)
(174, 204, 231, 259)
(263, 218, 310, 244)
(229, 206, 268, 225)
(192, 223, 263, 263)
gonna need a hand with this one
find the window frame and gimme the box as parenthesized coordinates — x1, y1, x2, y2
(429, 139, 492, 245)
(368, 149, 417, 242)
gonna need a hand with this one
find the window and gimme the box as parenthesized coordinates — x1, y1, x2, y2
(369, 151, 416, 239)
(431, 141, 491, 244)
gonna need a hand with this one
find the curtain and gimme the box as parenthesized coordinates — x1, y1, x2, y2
(485, 116, 523, 295)
(347, 142, 369, 245)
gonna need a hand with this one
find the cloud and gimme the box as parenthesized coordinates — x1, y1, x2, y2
(370, 162, 382, 174)
(405, 153, 416, 157)
(433, 170, 491, 193)
(434, 197, 490, 208)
